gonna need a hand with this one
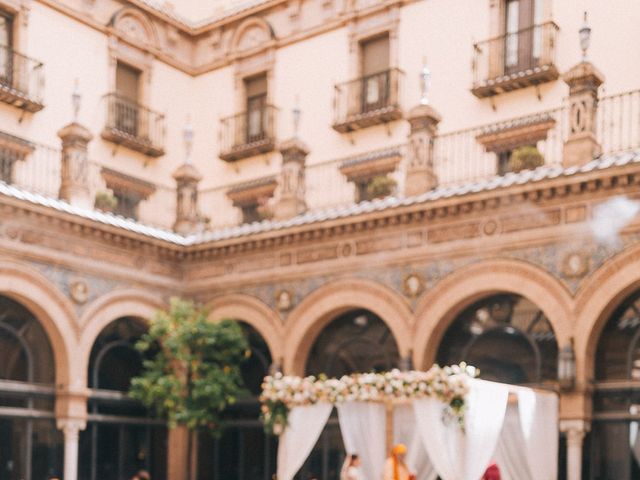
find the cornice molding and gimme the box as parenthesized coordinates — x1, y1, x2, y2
(36, 0, 418, 75)
(3, 160, 639, 267)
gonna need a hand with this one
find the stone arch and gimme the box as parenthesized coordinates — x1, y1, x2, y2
(230, 17, 275, 55)
(0, 260, 77, 389)
(206, 293, 284, 364)
(110, 7, 159, 49)
(78, 289, 165, 388)
(413, 258, 573, 370)
(284, 278, 413, 375)
(574, 244, 640, 384)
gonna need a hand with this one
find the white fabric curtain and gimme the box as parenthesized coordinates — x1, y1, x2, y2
(413, 379, 509, 480)
(494, 403, 532, 480)
(516, 388, 558, 480)
(337, 401, 387, 480)
(393, 403, 438, 480)
(277, 402, 333, 480)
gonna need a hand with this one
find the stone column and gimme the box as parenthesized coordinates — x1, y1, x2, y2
(173, 163, 203, 235)
(57, 419, 84, 480)
(563, 61, 605, 167)
(56, 388, 88, 480)
(274, 138, 308, 220)
(58, 122, 93, 209)
(560, 419, 589, 480)
(405, 104, 441, 197)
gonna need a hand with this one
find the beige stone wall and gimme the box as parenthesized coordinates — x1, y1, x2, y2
(0, 0, 636, 230)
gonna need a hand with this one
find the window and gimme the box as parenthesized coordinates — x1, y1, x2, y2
(112, 189, 143, 219)
(244, 74, 267, 143)
(115, 62, 142, 137)
(437, 294, 558, 385)
(0, 9, 13, 86)
(360, 34, 390, 113)
(79, 318, 167, 480)
(592, 290, 640, 479)
(0, 296, 63, 479)
(101, 168, 155, 221)
(503, 0, 542, 74)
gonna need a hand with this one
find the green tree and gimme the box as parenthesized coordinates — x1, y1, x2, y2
(130, 297, 248, 478)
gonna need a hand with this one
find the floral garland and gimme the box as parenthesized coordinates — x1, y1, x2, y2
(260, 363, 477, 435)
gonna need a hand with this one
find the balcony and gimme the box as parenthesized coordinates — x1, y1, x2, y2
(0, 45, 44, 112)
(219, 105, 277, 162)
(101, 93, 165, 157)
(332, 68, 404, 133)
(471, 22, 559, 98)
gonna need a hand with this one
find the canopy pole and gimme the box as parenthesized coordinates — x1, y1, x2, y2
(385, 400, 394, 455)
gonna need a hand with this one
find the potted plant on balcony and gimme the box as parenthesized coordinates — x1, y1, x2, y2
(366, 175, 397, 200)
(94, 190, 118, 213)
(509, 145, 544, 173)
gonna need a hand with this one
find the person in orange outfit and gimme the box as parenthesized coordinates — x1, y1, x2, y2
(382, 444, 416, 480)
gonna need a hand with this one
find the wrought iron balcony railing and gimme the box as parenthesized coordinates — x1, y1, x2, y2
(472, 22, 559, 98)
(101, 93, 165, 157)
(219, 105, 277, 162)
(0, 44, 44, 112)
(332, 68, 404, 133)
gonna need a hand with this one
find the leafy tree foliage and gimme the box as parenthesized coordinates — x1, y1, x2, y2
(130, 297, 249, 433)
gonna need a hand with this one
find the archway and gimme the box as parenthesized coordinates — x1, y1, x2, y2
(413, 259, 571, 371)
(0, 295, 63, 479)
(298, 307, 401, 480)
(197, 321, 276, 480)
(589, 288, 640, 479)
(285, 278, 412, 376)
(436, 293, 558, 385)
(78, 317, 167, 480)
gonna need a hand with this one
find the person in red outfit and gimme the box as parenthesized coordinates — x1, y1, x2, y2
(482, 462, 501, 480)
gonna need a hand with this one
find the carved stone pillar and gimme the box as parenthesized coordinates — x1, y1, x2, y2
(405, 104, 441, 197)
(58, 122, 93, 209)
(563, 61, 605, 167)
(56, 388, 88, 480)
(57, 418, 85, 480)
(274, 138, 308, 220)
(560, 419, 589, 480)
(173, 163, 202, 235)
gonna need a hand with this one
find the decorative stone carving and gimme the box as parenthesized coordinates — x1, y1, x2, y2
(562, 61, 605, 167)
(232, 18, 274, 55)
(69, 279, 89, 304)
(405, 104, 441, 197)
(275, 289, 293, 311)
(112, 10, 156, 48)
(173, 163, 203, 235)
(274, 138, 309, 220)
(562, 252, 589, 278)
(403, 273, 424, 298)
(58, 123, 93, 209)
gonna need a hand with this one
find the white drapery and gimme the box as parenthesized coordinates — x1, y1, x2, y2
(337, 401, 387, 480)
(413, 379, 509, 480)
(393, 403, 438, 480)
(276, 402, 333, 480)
(494, 403, 532, 480)
(516, 388, 558, 480)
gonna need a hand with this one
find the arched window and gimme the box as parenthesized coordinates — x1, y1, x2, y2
(197, 322, 276, 480)
(437, 294, 557, 385)
(79, 317, 167, 480)
(591, 290, 640, 479)
(301, 309, 401, 480)
(0, 295, 63, 479)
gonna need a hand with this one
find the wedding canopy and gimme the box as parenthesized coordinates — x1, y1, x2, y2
(260, 365, 558, 480)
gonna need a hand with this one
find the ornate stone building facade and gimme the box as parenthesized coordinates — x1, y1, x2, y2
(1, 0, 640, 479)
